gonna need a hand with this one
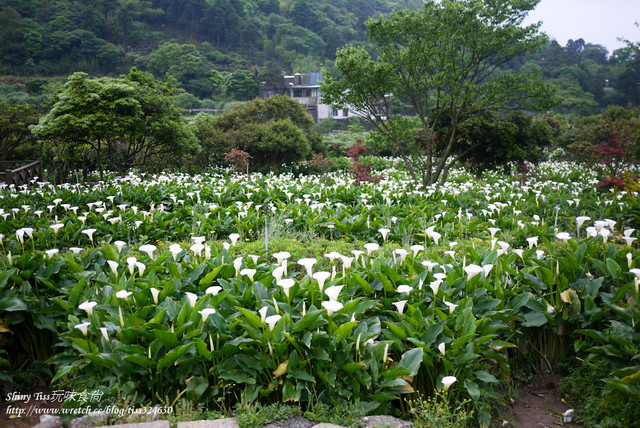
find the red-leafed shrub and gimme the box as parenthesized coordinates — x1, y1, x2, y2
(345, 144, 383, 185)
(596, 174, 625, 191)
(0, 76, 26, 85)
(307, 153, 334, 173)
(594, 138, 627, 175)
(345, 144, 367, 159)
(226, 149, 252, 174)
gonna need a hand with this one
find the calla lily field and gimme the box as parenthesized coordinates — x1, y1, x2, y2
(0, 160, 639, 426)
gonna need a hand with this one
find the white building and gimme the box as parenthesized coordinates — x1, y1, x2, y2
(259, 72, 358, 123)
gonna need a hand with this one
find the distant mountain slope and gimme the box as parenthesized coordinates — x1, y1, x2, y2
(0, 0, 423, 77)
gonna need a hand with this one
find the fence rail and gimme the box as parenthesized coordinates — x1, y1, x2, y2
(1, 159, 43, 187)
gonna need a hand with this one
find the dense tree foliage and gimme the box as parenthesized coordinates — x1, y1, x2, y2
(563, 106, 640, 166)
(146, 43, 223, 98)
(322, 0, 558, 187)
(197, 95, 320, 170)
(0, 0, 423, 77)
(508, 35, 640, 115)
(0, 0, 639, 181)
(0, 0, 638, 120)
(225, 69, 259, 101)
(457, 112, 555, 173)
(0, 101, 40, 161)
(31, 68, 198, 180)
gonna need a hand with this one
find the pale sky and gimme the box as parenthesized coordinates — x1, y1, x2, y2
(522, 0, 640, 54)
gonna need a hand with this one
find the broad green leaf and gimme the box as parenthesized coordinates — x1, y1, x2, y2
(237, 306, 264, 330)
(585, 277, 603, 298)
(0, 296, 27, 312)
(154, 330, 179, 349)
(148, 308, 168, 326)
(335, 321, 357, 342)
(219, 369, 257, 384)
(421, 321, 444, 347)
(343, 362, 367, 374)
(288, 367, 316, 383)
(0, 269, 16, 289)
(199, 265, 224, 286)
(193, 338, 212, 359)
(157, 343, 193, 372)
(478, 408, 492, 428)
(123, 354, 155, 368)
(383, 321, 407, 341)
(398, 347, 423, 376)
(522, 272, 547, 291)
(521, 311, 548, 327)
(606, 258, 621, 280)
(186, 376, 209, 402)
(381, 365, 411, 379)
(506, 293, 530, 311)
(476, 370, 498, 383)
(52, 365, 77, 383)
(453, 352, 478, 366)
(378, 274, 396, 293)
(352, 273, 375, 293)
(464, 378, 481, 401)
(282, 381, 300, 402)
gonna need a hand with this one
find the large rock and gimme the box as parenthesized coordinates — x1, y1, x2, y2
(108, 422, 170, 428)
(262, 416, 317, 428)
(307, 424, 346, 428)
(31, 414, 63, 428)
(359, 415, 414, 428)
(67, 410, 111, 428)
(177, 419, 241, 428)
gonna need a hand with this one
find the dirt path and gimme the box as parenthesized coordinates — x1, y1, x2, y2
(502, 374, 581, 428)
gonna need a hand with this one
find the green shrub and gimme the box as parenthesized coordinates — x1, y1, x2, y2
(408, 395, 472, 428)
(561, 359, 640, 428)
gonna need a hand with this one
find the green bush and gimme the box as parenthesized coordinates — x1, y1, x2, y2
(561, 359, 640, 427)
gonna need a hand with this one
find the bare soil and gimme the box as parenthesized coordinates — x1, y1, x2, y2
(501, 374, 581, 428)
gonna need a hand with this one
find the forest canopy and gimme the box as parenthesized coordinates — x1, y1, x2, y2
(0, 0, 638, 115)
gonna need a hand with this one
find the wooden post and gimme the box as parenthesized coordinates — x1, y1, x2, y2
(36, 159, 42, 181)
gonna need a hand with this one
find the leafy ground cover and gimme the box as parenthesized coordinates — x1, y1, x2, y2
(0, 161, 639, 427)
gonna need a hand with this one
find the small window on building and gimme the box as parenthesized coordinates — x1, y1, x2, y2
(293, 88, 312, 98)
(342, 109, 349, 117)
(332, 109, 338, 117)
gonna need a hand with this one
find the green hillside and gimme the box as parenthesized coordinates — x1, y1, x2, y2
(0, 0, 639, 115)
(0, 0, 421, 76)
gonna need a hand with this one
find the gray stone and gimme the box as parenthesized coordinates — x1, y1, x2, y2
(67, 410, 112, 428)
(177, 419, 241, 428)
(31, 414, 63, 428)
(308, 424, 346, 428)
(262, 416, 317, 428)
(122, 404, 163, 423)
(108, 421, 171, 428)
(358, 415, 414, 428)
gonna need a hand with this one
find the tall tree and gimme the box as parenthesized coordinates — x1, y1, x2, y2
(31, 68, 198, 180)
(0, 102, 40, 162)
(226, 69, 259, 100)
(147, 43, 219, 97)
(0, 6, 25, 68)
(323, 0, 558, 186)
(209, 95, 318, 168)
